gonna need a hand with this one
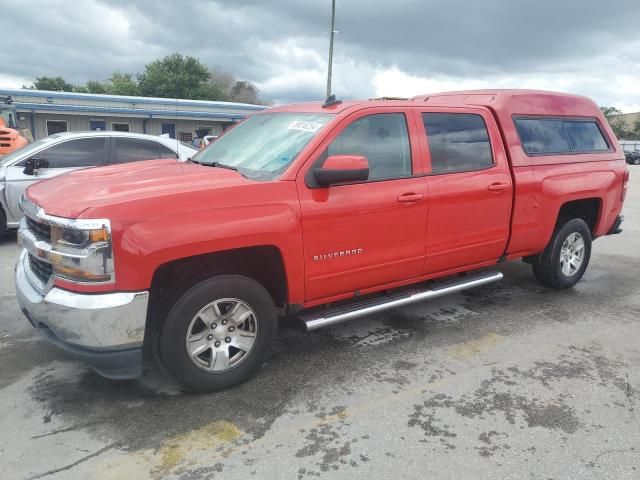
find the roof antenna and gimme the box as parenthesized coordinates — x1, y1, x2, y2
(322, 94, 342, 108)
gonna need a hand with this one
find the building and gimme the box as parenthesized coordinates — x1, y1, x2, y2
(618, 111, 640, 129)
(0, 87, 267, 142)
(613, 112, 640, 148)
(618, 111, 640, 142)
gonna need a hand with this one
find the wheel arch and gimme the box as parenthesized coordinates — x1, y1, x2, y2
(555, 197, 602, 236)
(144, 245, 289, 357)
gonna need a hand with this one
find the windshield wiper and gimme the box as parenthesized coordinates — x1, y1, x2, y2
(194, 160, 246, 177)
(210, 162, 239, 172)
(186, 157, 200, 164)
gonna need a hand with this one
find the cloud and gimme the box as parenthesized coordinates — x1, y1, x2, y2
(0, 74, 30, 89)
(1, 0, 640, 110)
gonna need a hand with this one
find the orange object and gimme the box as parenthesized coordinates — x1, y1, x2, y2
(0, 117, 28, 155)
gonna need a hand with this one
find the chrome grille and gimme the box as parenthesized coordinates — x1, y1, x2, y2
(25, 216, 51, 242)
(28, 253, 52, 284)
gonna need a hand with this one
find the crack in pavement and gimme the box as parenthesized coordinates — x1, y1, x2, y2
(24, 442, 119, 480)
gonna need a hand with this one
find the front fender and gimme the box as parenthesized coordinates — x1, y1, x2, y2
(114, 202, 305, 304)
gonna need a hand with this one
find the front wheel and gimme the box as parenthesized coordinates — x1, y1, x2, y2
(532, 218, 592, 289)
(159, 275, 277, 392)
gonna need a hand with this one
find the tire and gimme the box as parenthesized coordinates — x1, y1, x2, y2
(634, 158, 640, 165)
(159, 274, 277, 393)
(532, 218, 592, 290)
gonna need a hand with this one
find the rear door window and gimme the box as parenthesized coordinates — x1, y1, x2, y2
(158, 144, 178, 159)
(114, 138, 161, 163)
(422, 113, 494, 174)
(34, 137, 108, 168)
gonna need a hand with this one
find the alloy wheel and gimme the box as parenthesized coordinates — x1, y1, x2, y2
(559, 232, 585, 277)
(185, 298, 258, 372)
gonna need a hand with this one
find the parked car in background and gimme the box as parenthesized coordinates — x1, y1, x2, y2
(625, 150, 640, 165)
(0, 131, 197, 236)
(191, 134, 218, 150)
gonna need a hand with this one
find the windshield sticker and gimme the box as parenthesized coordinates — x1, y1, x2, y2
(287, 120, 324, 133)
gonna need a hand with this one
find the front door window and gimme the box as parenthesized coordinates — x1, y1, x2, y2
(34, 137, 108, 168)
(323, 113, 412, 181)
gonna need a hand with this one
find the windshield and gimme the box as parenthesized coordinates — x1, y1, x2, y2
(192, 112, 333, 180)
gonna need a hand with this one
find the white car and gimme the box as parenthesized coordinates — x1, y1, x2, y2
(0, 131, 198, 235)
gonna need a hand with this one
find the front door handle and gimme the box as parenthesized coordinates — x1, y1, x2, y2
(487, 182, 509, 193)
(397, 193, 424, 203)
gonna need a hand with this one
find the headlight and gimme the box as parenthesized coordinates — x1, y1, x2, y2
(51, 224, 109, 248)
(48, 221, 114, 283)
(19, 194, 115, 285)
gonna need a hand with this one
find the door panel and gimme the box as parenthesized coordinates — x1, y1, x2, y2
(113, 137, 162, 163)
(423, 169, 512, 273)
(297, 109, 428, 302)
(415, 109, 513, 274)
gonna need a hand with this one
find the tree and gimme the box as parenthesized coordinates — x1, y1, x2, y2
(30, 76, 74, 92)
(74, 80, 109, 94)
(200, 70, 268, 104)
(600, 106, 631, 139)
(105, 72, 139, 96)
(137, 53, 210, 99)
(202, 69, 235, 101)
(23, 55, 270, 105)
(632, 119, 640, 140)
(74, 80, 107, 94)
(230, 80, 261, 104)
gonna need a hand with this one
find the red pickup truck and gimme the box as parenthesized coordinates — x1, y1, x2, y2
(15, 90, 628, 392)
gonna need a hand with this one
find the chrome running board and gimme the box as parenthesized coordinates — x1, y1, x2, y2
(300, 270, 503, 331)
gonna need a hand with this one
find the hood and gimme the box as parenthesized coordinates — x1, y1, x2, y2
(26, 159, 256, 218)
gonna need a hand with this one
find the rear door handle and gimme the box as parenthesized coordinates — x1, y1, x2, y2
(487, 182, 509, 193)
(397, 193, 424, 203)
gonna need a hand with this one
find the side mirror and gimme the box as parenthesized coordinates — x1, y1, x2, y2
(23, 158, 36, 175)
(23, 157, 48, 176)
(313, 155, 369, 187)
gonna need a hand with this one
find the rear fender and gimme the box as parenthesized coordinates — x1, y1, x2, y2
(539, 170, 615, 245)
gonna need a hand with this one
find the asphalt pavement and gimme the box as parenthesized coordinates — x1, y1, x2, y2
(1, 169, 639, 480)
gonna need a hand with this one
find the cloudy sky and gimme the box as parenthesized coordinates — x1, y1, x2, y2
(2, 0, 640, 111)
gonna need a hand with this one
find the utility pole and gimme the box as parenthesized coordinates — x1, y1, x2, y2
(326, 0, 336, 98)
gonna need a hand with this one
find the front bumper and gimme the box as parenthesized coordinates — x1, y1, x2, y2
(15, 250, 149, 379)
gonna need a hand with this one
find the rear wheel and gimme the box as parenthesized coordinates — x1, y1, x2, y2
(159, 274, 277, 392)
(532, 218, 592, 289)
